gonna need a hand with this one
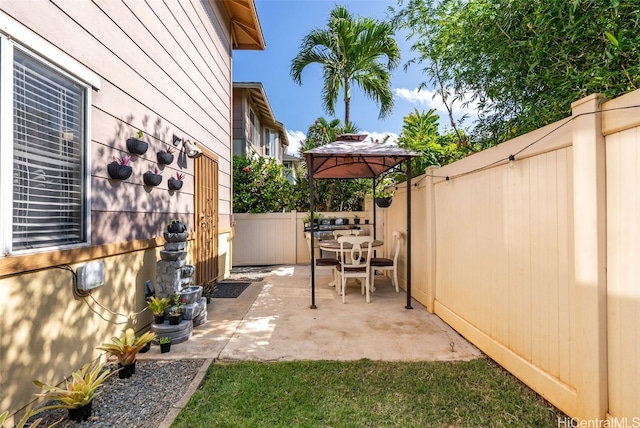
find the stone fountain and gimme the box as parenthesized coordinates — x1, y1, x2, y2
(150, 223, 207, 344)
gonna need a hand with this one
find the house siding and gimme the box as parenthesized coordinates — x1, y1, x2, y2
(0, 0, 239, 415)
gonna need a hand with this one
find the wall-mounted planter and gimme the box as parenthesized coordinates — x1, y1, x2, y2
(107, 162, 133, 180)
(157, 151, 174, 165)
(143, 171, 162, 186)
(168, 177, 183, 191)
(126, 138, 149, 155)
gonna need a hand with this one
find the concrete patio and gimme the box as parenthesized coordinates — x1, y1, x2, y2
(138, 264, 481, 363)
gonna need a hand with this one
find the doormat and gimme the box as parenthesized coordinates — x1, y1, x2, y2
(213, 282, 251, 298)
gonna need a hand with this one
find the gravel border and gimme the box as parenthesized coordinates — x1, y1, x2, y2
(28, 359, 208, 428)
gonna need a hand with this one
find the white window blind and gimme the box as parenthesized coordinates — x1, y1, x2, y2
(11, 49, 86, 251)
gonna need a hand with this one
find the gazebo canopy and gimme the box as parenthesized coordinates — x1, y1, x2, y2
(303, 134, 418, 179)
(303, 134, 419, 309)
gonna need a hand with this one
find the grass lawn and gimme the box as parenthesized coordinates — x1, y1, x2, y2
(172, 357, 564, 427)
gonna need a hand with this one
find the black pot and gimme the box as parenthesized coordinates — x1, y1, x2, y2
(342, 219, 350, 225)
(168, 177, 183, 191)
(167, 221, 187, 233)
(375, 197, 393, 208)
(143, 172, 162, 186)
(157, 151, 174, 165)
(139, 342, 151, 353)
(160, 342, 171, 353)
(107, 162, 133, 180)
(353, 218, 361, 225)
(169, 314, 182, 325)
(154, 314, 165, 324)
(118, 361, 136, 379)
(68, 401, 93, 422)
(126, 138, 149, 155)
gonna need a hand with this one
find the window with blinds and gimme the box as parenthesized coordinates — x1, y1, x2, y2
(10, 49, 87, 251)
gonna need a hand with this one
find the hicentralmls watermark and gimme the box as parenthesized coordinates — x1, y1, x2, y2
(558, 417, 640, 428)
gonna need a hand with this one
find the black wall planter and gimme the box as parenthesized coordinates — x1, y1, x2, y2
(375, 197, 393, 208)
(168, 177, 183, 191)
(126, 138, 149, 155)
(157, 151, 174, 165)
(143, 171, 162, 186)
(107, 162, 133, 180)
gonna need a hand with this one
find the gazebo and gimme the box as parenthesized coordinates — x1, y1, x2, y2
(304, 134, 419, 309)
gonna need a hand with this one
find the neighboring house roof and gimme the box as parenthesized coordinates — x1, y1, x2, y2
(222, 0, 266, 50)
(234, 82, 289, 148)
(282, 153, 302, 163)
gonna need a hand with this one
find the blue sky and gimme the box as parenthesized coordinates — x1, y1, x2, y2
(233, 0, 477, 155)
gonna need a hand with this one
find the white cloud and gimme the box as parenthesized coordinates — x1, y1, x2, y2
(286, 129, 306, 155)
(393, 87, 479, 128)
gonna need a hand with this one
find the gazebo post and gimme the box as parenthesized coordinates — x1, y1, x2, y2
(372, 177, 377, 240)
(405, 161, 413, 310)
(309, 157, 317, 309)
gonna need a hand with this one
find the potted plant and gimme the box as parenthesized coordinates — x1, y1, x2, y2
(147, 296, 171, 324)
(168, 293, 186, 325)
(0, 408, 46, 428)
(167, 218, 187, 233)
(96, 328, 156, 379)
(159, 336, 172, 353)
(143, 167, 162, 186)
(352, 214, 361, 225)
(157, 145, 175, 165)
(202, 280, 217, 304)
(126, 130, 149, 155)
(107, 155, 133, 180)
(32, 361, 116, 422)
(374, 176, 396, 208)
(168, 172, 184, 191)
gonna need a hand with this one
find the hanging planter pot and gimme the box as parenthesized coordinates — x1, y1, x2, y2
(107, 161, 132, 180)
(168, 177, 183, 191)
(126, 138, 148, 156)
(157, 150, 174, 165)
(375, 197, 393, 208)
(143, 169, 162, 187)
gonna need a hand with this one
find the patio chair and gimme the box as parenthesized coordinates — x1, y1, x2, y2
(370, 231, 402, 292)
(335, 235, 374, 303)
(307, 236, 339, 288)
(332, 229, 361, 238)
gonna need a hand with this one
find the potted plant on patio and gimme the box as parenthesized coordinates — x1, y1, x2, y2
(352, 214, 361, 225)
(159, 336, 172, 353)
(96, 328, 156, 379)
(374, 176, 396, 208)
(148, 296, 171, 324)
(168, 294, 185, 325)
(32, 361, 116, 422)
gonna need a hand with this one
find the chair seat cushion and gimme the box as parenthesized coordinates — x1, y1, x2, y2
(316, 258, 339, 266)
(370, 258, 393, 267)
(336, 264, 367, 272)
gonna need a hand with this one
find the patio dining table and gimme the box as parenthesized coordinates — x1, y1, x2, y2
(318, 239, 384, 288)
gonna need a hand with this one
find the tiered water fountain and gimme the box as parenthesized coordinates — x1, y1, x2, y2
(150, 220, 207, 344)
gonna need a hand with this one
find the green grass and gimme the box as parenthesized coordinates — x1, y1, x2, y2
(171, 358, 564, 428)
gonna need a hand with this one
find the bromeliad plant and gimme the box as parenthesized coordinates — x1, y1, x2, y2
(147, 296, 171, 316)
(170, 294, 186, 317)
(32, 361, 116, 410)
(97, 328, 156, 367)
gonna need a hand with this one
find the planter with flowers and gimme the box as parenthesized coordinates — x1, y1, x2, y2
(157, 146, 175, 165)
(168, 172, 184, 191)
(126, 130, 148, 156)
(143, 167, 162, 187)
(107, 156, 133, 180)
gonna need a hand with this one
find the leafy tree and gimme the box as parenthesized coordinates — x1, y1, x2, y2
(393, 0, 640, 147)
(291, 5, 401, 126)
(233, 156, 294, 213)
(396, 108, 472, 175)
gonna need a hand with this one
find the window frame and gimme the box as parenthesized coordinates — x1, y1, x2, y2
(0, 14, 98, 256)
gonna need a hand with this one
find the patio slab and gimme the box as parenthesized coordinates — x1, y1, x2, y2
(139, 264, 481, 362)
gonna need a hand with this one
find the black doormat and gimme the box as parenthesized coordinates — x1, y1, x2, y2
(213, 282, 251, 298)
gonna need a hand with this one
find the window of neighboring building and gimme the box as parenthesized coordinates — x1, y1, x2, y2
(0, 27, 95, 255)
(264, 128, 278, 157)
(248, 108, 260, 152)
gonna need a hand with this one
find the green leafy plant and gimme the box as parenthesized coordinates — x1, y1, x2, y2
(159, 336, 172, 345)
(97, 328, 156, 366)
(32, 361, 116, 410)
(373, 176, 396, 199)
(147, 296, 171, 316)
(0, 408, 49, 428)
(136, 129, 143, 139)
(170, 294, 186, 317)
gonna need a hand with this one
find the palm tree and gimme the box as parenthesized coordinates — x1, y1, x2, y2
(290, 5, 400, 127)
